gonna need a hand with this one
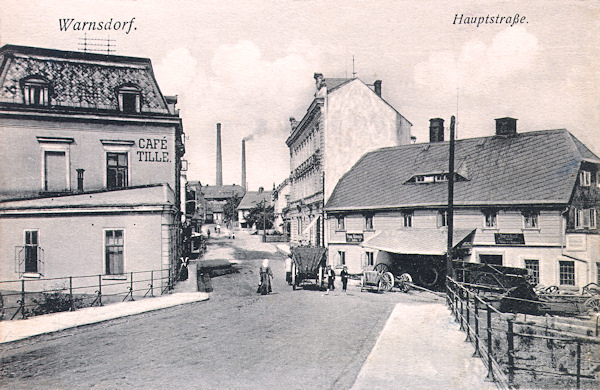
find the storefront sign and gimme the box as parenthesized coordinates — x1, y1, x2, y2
(494, 233, 525, 245)
(346, 233, 364, 243)
(137, 137, 169, 162)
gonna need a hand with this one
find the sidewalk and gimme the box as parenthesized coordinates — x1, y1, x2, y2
(351, 302, 498, 390)
(1, 281, 208, 344)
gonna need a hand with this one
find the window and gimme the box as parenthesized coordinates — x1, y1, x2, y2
(107, 152, 128, 189)
(105, 230, 124, 275)
(480, 254, 503, 266)
(575, 208, 597, 229)
(523, 211, 539, 229)
(365, 215, 373, 230)
(336, 216, 345, 231)
(44, 151, 68, 191)
(524, 259, 540, 285)
(483, 210, 497, 228)
(403, 211, 413, 228)
(116, 84, 141, 113)
(366, 252, 374, 267)
(559, 260, 575, 286)
(338, 251, 346, 266)
(596, 262, 600, 284)
(22, 76, 49, 106)
(24, 230, 39, 273)
(579, 171, 591, 187)
(438, 211, 448, 227)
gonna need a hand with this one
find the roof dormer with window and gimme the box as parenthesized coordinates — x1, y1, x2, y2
(115, 83, 142, 113)
(21, 75, 50, 106)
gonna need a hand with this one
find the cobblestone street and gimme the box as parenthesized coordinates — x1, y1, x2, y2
(0, 229, 444, 389)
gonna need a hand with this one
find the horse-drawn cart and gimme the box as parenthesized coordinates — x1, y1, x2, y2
(361, 267, 413, 293)
(290, 247, 327, 291)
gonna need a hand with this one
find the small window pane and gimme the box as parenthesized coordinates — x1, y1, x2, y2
(524, 259, 539, 285)
(559, 261, 575, 286)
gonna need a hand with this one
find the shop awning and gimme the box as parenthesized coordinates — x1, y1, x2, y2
(361, 228, 476, 256)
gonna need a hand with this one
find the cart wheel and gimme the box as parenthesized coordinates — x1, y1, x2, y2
(418, 267, 439, 287)
(381, 272, 394, 292)
(373, 263, 390, 274)
(318, 265, 324, 290)
(584, 296, 600, 312)
(398, 273, 412, 293)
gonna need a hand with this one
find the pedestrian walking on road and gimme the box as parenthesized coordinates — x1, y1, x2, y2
(257, 259, 273, 295)
(341, 266, 349, 294)
(325, 265, 335, 294)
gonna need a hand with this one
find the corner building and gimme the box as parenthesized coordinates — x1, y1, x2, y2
(0, 45, 185, 294)
(286, 74, 412, 247)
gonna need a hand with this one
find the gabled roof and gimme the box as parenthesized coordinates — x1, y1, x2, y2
(326, 129, 598, 211)
(323, 77, 353, 93)
(0, 44, 170, 114)
(201, 185, 245, 200)
(237, 191, 273, 210)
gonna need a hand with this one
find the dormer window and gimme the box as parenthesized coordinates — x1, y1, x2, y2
(22, 76, 50, 106)
(579, 171, 591, 187)
(116, 84, 141, 113)
(406, 173, 461, 184)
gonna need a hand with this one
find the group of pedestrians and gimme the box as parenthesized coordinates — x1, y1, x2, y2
(324, 265, 349, 294)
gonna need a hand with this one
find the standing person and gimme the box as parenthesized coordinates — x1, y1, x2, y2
(257, 259, 273, 295)
(341, 266, 349, 294)
(326, 265, 335, 294)
(285, 254, 293, 285)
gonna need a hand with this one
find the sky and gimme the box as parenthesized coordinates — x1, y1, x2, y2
(1, 0, 598, 191)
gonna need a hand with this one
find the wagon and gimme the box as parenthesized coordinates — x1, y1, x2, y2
(533, 283, 600, 316)
(360, 267, 413, 293)
(290, 247, 327, 291)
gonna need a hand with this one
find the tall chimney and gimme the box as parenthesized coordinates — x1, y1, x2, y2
(241, 139, 247, 191)
(429, 118, 445, 143)
(495, 117, 517, 136)
(374, 80, 382, 97)
(216, 123, 223, 186)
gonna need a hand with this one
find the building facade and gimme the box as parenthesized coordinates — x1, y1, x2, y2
(273, 178, 290, 237)
(0, 45, 185, 292)
(285, 74, 412, 246)
(325, 118, 600, 290)
(200, 184, 245, 224)
(237, 187, 273, 229)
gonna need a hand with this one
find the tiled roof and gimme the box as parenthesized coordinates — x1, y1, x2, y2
(237, 191, 273, 210)
(200, 185, 245, 200)
(0, 44, 169, 114)
(326, 129, 597, 211)
(324, 78, 352, 93)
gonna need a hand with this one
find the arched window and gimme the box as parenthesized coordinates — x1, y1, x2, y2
(21, 76, 50, 106)
(115, 83, 142, 113)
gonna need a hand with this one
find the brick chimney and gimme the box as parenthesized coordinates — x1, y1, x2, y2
(429, 118, 445, 143)
(374, 80, 382, 97)
(495, 117, 517, 136)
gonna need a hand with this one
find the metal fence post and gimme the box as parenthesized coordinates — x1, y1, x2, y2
(151, 270, 154, 297)
(130, 271, 134, 301)
(507, 318, 515, 385)
(69, 276, 74, 311)
(465, 289, 471, 342)
(576, 340, 581, 389)
(486, 304, 494, 382)
(98, 275, 103, 306)
(473, 295, 481, 357)
(20, 279, 26, 319)
(459, 290, 464, 330)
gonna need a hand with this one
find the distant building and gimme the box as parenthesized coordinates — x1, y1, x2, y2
(0, 45, 185, 293)
(325, 118, 600, 289)
(286, 73, 412, 246)
(237, 187, 273, 229)
(273, 178, 291, 238)
(200, 184, 245, 223)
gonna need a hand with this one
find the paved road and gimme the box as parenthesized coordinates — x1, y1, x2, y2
(0, 228, 444, 389)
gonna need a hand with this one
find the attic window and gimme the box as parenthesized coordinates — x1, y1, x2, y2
(116, 84, 141, 113)
(22, 76, 50, 106)
(579, 171, 591, 187)
(407, 173, 456, 184)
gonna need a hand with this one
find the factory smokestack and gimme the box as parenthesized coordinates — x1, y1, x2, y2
(216, 123, 223, 186)
(241, 139, 247, 190)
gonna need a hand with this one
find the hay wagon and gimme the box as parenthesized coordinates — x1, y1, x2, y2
(290, 247, 327, 291)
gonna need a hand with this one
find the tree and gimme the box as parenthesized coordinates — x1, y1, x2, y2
(245, 202, 274, 230)
(223, 194, 242, 223)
